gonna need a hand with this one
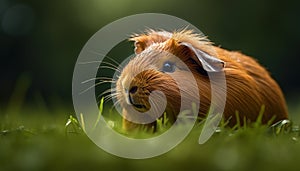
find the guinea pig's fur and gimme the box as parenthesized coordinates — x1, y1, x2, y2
(116, 29, 288, 131)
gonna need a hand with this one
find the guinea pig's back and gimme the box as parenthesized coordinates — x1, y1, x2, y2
(213, 47, 288, 125)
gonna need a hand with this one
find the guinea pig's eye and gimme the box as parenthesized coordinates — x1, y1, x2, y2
(162, 61, 175, 73)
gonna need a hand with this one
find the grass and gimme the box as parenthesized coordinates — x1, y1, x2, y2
(2, 78, 300, 171)
(1, 101, 300, 171)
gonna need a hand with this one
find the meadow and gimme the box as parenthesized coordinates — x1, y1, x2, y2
(1, 97, 300, 171)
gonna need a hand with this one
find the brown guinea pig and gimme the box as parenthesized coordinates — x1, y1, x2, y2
(115, 29, 288, 131)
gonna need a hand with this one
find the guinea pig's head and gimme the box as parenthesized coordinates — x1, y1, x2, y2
(115, 30, 225, 124)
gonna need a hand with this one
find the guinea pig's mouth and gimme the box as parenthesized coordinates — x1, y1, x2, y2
(130, 100, 149, 112)
(132, 104, 147, 110)
(127, 95, 149, 112)
(132, 104, 149, 112)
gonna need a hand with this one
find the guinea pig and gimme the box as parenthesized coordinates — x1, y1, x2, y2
(115, 29, 288, 131)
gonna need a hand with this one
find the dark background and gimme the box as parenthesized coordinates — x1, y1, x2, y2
(1, 0, 300, 111)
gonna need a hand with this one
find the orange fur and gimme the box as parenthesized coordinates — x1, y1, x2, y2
(117, 29, 288, 131)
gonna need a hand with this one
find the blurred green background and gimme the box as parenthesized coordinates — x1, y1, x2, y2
(1, 0, 300, 110)
(1, 1, 300, 171)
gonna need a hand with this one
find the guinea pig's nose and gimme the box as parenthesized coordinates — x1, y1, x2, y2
(129, 86, 138, 94)
(128, 86, 138, 105)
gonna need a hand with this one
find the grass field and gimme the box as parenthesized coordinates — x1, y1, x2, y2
(1, 100, 300, 171)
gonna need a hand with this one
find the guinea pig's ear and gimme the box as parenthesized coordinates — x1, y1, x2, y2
(130, 31, 171, 54)
(130, 35, 148, 54)
(180, 42, 225, 72)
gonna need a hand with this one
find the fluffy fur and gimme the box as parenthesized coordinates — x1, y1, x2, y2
(116, 29, 288, 131)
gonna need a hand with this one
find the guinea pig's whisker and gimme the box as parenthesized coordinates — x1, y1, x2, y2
(98, 65, 121, 73)
(111, 98, 121, 107)
(101, 61, 121, 72)
(108, 99, 122, 112)
(103, 95, 111, 102)
(106, 94, 119, 104)
(149, 98, 160, 117)
(84, 50, 123, 71)
(97, 88, 117, 100)
(77, 60, 122, 74)
(88, 50, 121, 65)
(97, 95, 121, 110)
(101, 88, 117, 95)
(78, 60, 101, 65)
(103, 94, 116, 102)
(79, 81, 114, 95)
(103, 55, 121, 66)
(78, 60, 121, 72)
(81, 77, 116, 84)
